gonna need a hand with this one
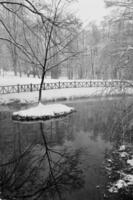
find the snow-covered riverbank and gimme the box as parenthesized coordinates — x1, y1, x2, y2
(1, 87, 133, 105)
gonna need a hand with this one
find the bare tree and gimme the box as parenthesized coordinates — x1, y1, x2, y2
(102, 0, 133, 79)
(0, 0, 80, 102)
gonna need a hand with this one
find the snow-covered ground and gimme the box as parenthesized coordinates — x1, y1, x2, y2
(0, 73, 127, 86)
(0, 72, 72, 86)
(0, 74, 52, 86)
(0, 73, 90, 86)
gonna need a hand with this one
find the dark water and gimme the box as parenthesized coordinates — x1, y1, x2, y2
(0, 97, 131, 200)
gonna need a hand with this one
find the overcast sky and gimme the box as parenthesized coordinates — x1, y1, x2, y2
(74, 0, 108, 23)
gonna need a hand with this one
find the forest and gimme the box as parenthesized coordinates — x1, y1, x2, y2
(0, 0, 133, 81)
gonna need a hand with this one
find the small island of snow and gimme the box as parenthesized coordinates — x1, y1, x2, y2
(12, 103, 75, 122)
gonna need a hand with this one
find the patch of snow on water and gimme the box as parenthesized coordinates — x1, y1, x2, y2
(13, 103, 75, 118)
(108, 173, 133, 193)
(119, 145, 126, 151)
(120, 152, 128, 158)
(123, 174, 133, 185)
(127, 158, 133, 166)
(108, 179, 127, 193)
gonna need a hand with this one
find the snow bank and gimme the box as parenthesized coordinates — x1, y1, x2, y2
(12, 103, 75, 121)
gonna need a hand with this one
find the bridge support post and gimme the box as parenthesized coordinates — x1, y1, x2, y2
(30, 83, 33, 92)
(59, 81, 60, 88)
(17, 84, 20, 93)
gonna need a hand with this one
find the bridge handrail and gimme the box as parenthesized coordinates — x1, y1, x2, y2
(0, 80, 132, 95)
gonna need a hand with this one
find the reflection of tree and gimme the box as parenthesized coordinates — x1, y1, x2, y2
(0, 122, 84, 200)
(103, 100, 133, 145)
(42, 116, 74, 146)
(77, 98, 133, 144)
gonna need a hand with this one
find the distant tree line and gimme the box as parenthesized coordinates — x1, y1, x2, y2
(0, 0, 133, 81)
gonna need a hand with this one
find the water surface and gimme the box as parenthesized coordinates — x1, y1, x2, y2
(0, 97, 129, 200)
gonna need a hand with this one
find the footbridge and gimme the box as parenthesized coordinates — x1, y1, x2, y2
(0, 80, 132, 95)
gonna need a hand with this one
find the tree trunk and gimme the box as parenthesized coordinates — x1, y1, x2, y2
(38, 71, 46, 103)
(13, 56, 17, 76)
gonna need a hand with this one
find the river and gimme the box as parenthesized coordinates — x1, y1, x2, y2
(0, 97, 132, 200)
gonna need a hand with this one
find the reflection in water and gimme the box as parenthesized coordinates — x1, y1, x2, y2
(1, 98, 132, 200)
(0, 122, 84, 200)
